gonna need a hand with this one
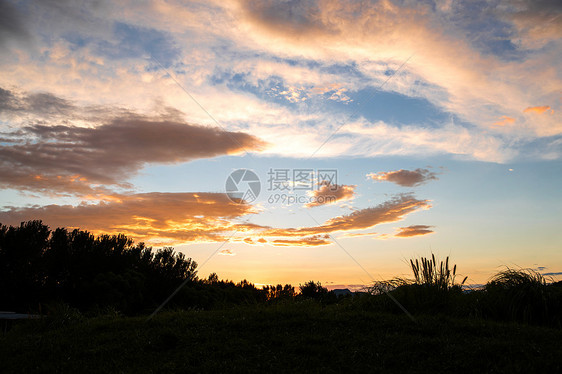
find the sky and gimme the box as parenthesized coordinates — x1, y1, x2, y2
(0, 0, 561, 289)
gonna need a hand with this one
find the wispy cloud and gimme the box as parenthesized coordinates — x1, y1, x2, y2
(524, 106, 553, 115)
(271, 235, 331, 247)
(493, 116, 516, 126)
(394, 225, 434, 238)
(263, 194, 431, 239)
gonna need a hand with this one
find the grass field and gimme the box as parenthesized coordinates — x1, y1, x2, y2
(2, 302, 561, 373)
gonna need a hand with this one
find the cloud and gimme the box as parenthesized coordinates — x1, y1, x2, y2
(0, 86, 74, 117)
(0, 192, 257, 245)
(305, 182, 356, 207)
(239, 237, 269, 245)
(394, 225, 434, 238)
(3, 1, 560, 162)
(263, 194, 431, 239)
(310, 83, 352, 103)
(0, 1, 31, 51)
(0, 89, 267, 194)
(271, 235, 331, 247)
(524, 106, 553, 114)
(339, 232, 378, 238)
(493, 116, 516, 126)
(229, 0, 562, 145)
(504, 0, 562, 48)
(277, 86, 307, 103)
(368, 168, 438, 187)
(0, 191, 430, 247)
(219, 248, 236, 256)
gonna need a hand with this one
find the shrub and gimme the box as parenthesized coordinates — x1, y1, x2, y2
(483, 268, 561, 326)
(409, 253, 467, 290)
(364, 254, 468, 315)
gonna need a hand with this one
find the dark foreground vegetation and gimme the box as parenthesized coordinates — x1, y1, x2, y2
(2, 305, 562, 373)
(1, 221, 562, 372)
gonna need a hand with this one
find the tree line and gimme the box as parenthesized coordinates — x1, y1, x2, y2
(0, 221, 332, 315)
(1, 221, 561, 326)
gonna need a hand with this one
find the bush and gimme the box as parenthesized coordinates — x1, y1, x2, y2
(362, 254, 468, 315)
(482, 268, 561, 326)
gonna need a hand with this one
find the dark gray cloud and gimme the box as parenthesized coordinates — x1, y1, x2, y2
(509, 0, 562, 16)
(238, 0, 329, 37)
(0, 1, 31, 50)
(0, 87, 267, 195)
(0, 118, 266, 192)
(0, 87, 17, 112)
(0, 86, 74, 116)
(368, 168, 438, 187)
(504, 0, 562, 46)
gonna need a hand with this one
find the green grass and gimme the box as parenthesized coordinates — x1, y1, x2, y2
(2, 303, 561, 373)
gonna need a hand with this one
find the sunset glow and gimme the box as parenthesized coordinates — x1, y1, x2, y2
(1, 0, 561, 289)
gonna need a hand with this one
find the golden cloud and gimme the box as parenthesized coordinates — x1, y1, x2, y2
(305, 182, 356, 207)
(524, 106, 553, 115)
(493, 116, 516, 126)
(0, 192, 257, 245)
(394, 224, 434, 238)
(0, 193, 430, 247)
(271, 235, 331, 247)
(219, 249, 236, 256)
(263, 194, 431, 239)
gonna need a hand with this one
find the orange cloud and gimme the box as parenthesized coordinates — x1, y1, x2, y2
(305, 182, 356, 207)
(340, 232, 379, 238)
(263, 194, 431, 238)
(0, 192, 257, 245)
(240, 237, 269, 245)
(493, 116, 516, 126)
(0, 191, 430, 247)
(524, 106, 553, 115)
(271, 235, 331, 247)
(394, 225, 434, 237)
(368, 169, 438, 187)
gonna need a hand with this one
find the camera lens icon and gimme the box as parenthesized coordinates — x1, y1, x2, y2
(226, 169, 261, 203)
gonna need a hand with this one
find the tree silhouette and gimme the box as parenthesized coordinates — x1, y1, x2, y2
(299, 280, 329, 300)
(0, 221, 198, 314)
